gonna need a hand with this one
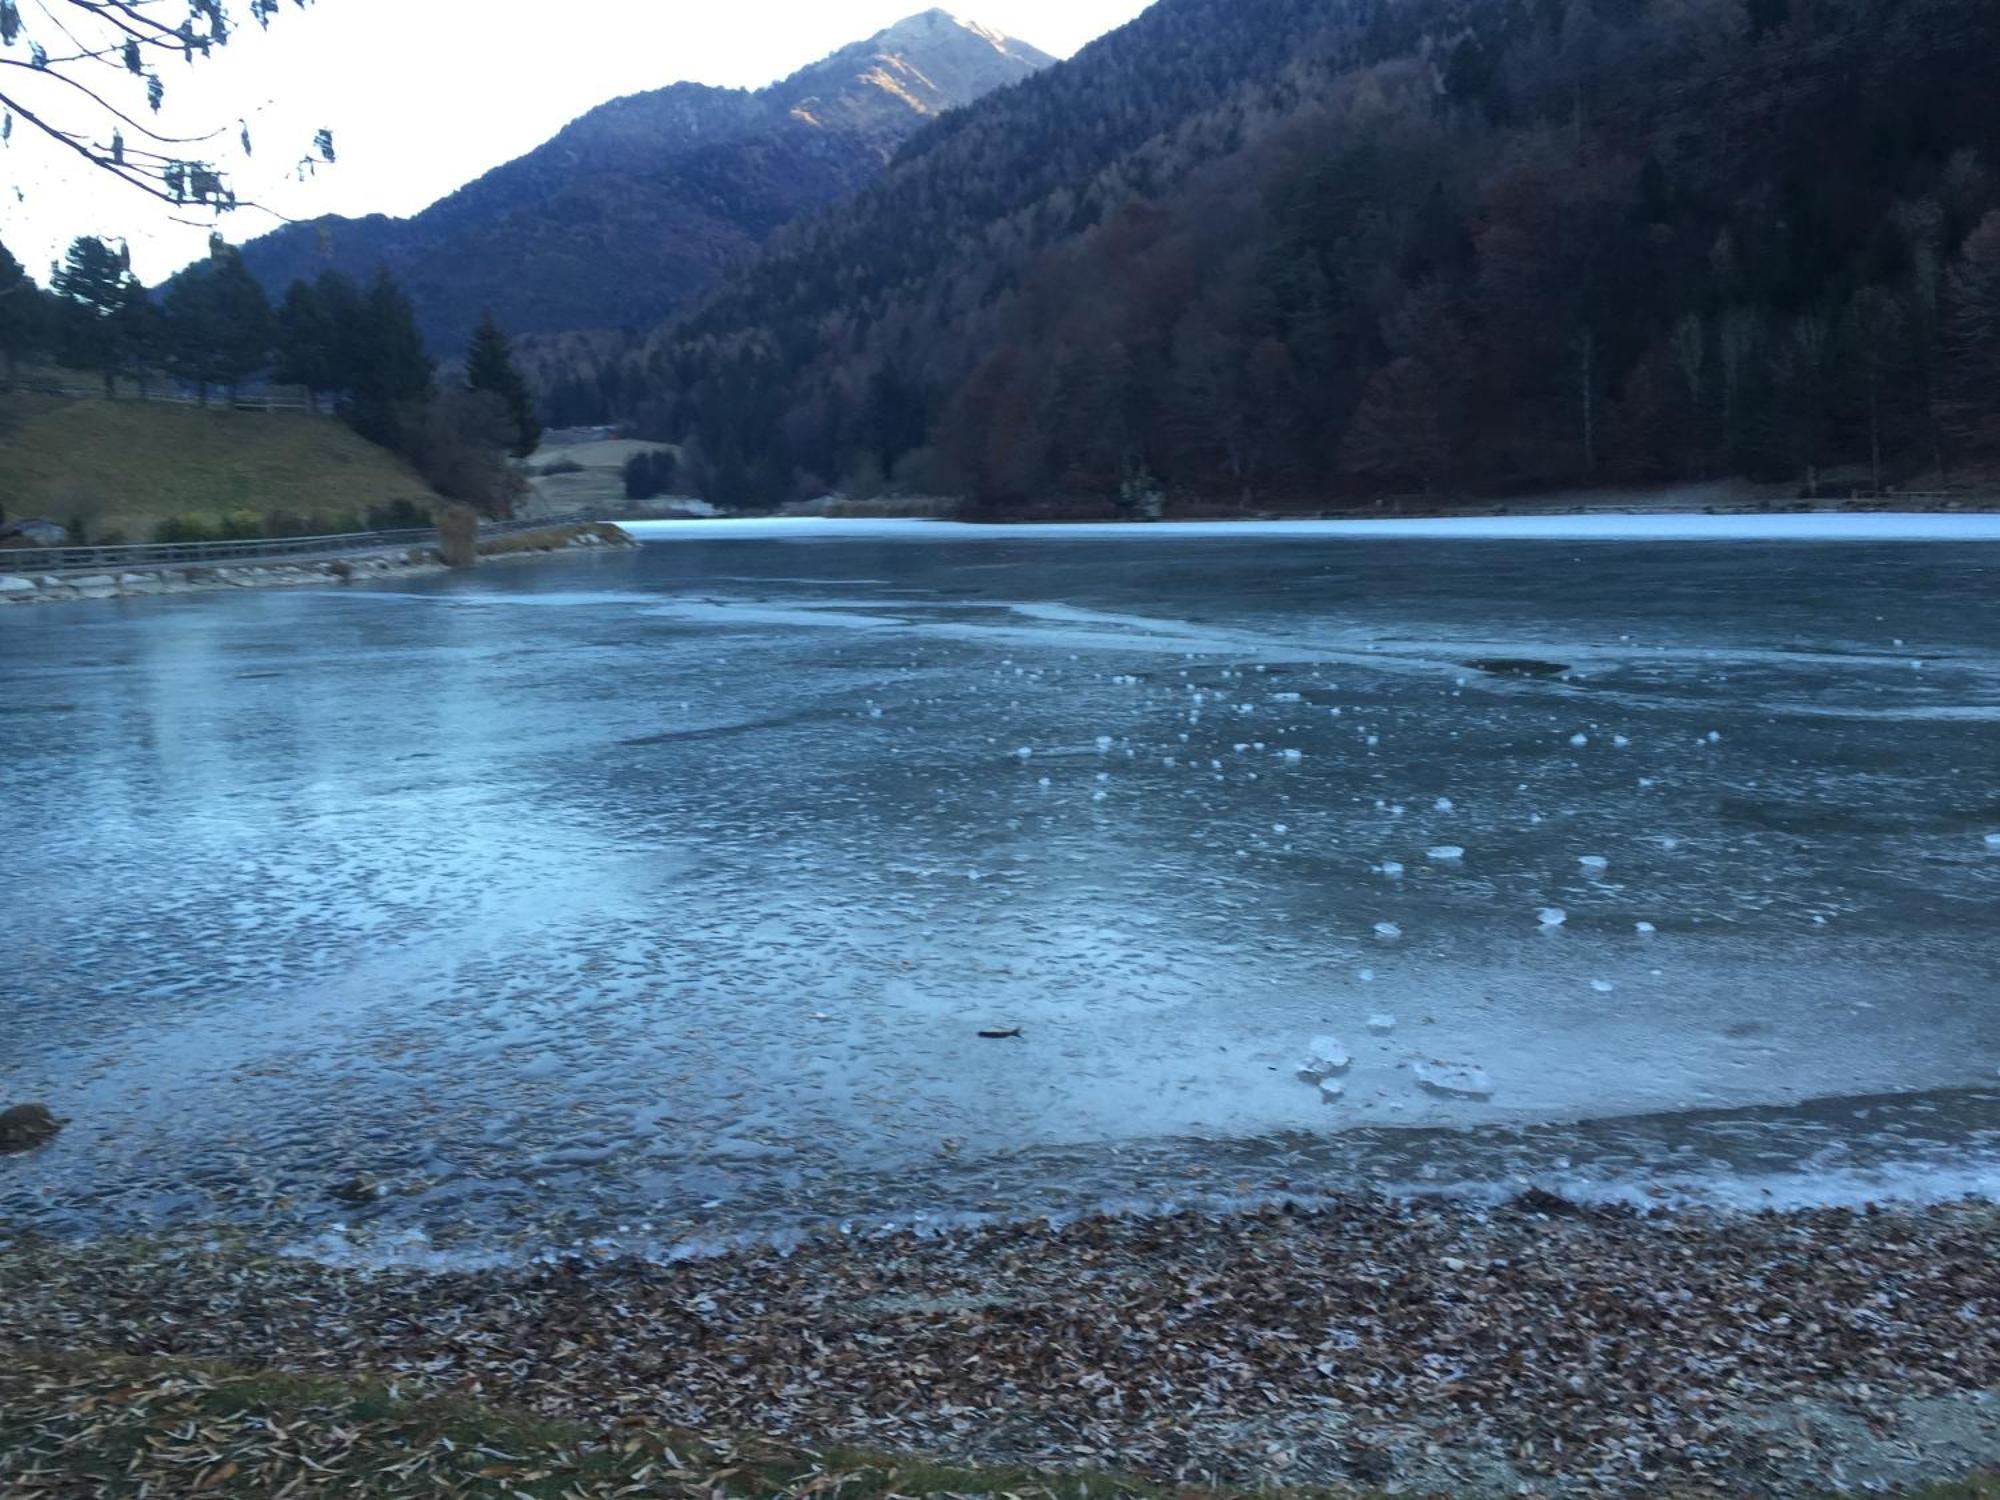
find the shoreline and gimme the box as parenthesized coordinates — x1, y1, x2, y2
(0, 522, 638, 605)
(5, 1191, 1995, 1496)
(620, 509, 2000, 543)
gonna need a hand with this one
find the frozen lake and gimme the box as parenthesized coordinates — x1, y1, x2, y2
(4, 520, 1999, 1259)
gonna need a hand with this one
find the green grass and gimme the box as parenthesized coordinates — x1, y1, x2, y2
(0, 391, 438, 543)
(1, 1347, 1991, 1499)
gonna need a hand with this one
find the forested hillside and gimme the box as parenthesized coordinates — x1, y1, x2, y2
(233, 11, 1052, 357)
(616, 0, 2000, 508)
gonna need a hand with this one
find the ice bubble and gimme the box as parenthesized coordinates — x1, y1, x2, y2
(1298, 1036, 1352, 1079)
(1706, 730, 1723, 743)
(1358, 968, 1376, 982)
(1985, 833, 2000, 849)
(1538, 907, 1568, 927)
(1092, 790, 1107, 803)
(1379, 862, 1406, 878)
(1579, 855, 1610, 872)
(868, 705, 884, 719)
(1037, 777, 1051, 788)
(1373, 921, 1403, 940)
(1570, 733, 1590, 748)
(1280, 748, 1303, 762)
(1659, 836, 1679, 850)
(1366, 734, 1381, 747)
(1612, 734, 1630, 748)
(1435, 797, 1455, 812)
(1591, 979, 1616, 994)
(1635, 921, 1657, 934)
(1015, 747, 1034, 760)
(1095, 735, 1114, 752)
(1427, 845, 1466, 862)
(1414, 1060, 1495, 1099)
(1272, 691, 1303, 703)
(1367, 1014, 1397, 1034)
(1273, 823, 1289, 834)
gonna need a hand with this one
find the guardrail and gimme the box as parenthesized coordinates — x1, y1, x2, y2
(0, 514, 592, 576)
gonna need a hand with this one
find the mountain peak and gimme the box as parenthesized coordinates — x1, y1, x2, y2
(772, 10, 1054, 136)
(871, 8, 1042, 61)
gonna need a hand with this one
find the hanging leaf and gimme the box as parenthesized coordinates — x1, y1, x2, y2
(123, 37, 141, 73)
(111, 129, 125, 165)
(240, 121, 253, 156)
(147, 73, 164, 111)
(0, 0, 19, 47)
(315, 128, 336, 164)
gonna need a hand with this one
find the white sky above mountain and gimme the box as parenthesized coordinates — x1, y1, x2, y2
(2, 0, 1152, 283)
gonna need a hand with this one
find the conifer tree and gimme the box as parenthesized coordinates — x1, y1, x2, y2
(274, 280, 337, 410)
(346, 269, 434, 449)
(0, 236, 45, 391)
(51, 235, 142, 396)
(465, 312, 541, 459)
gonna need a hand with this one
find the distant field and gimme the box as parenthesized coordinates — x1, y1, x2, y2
(0, 392, 439, 543)
(525, 436, 673, 514)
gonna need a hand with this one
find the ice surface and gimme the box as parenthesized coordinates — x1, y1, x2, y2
(6, 526, 2000, 1254)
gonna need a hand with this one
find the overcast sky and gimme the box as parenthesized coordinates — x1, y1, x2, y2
(3, 1, 1153, 284)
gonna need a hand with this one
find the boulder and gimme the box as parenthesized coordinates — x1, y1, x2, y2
(0, 1103, 64, 1151)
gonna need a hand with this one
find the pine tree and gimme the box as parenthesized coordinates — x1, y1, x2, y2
(464, 312, 541, 459)
(0, 238, 45, 391)
(346, 270, 435, 450)
(1941, 211, 2000, 463)
(162, 266, 223, 403)
(207, 248, 274, 398)
(52, 235, 142, 397)
(274, 281, 337, 411)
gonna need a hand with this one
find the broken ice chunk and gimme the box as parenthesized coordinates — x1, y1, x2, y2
(1635, 921, 1657, 934)
(1538, 907, 1568, 928)
(1367, 1014, 1397, 1034)
(1379, 862, 1406, 878)
(1298, 1036, 1352, 1080)
(1427, 845, 1466, 862)
(1318, 1077, 1346, 1103)
(1579, 855, 1610, 873)
(1985, 833, 2000, 848)
(1591, 979, 1616, 994)
(1569, 733, 1590, 748)
(1435, 797, 1455, 812)
(1414, 1060, 1495, 1099)
(1373, 921, 1403, 940)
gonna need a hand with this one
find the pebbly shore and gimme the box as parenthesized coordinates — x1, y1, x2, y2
(0, 523, 637, 605)
(2, 1194, 1995, 1497)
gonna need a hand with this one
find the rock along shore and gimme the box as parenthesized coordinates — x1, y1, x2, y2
(0, 523, 638, 605)
(2, 1194, 1994, 1497)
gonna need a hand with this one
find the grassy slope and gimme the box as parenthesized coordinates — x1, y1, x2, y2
(0, 1348, 1992, 1500)
(0, 393, 438, 541)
